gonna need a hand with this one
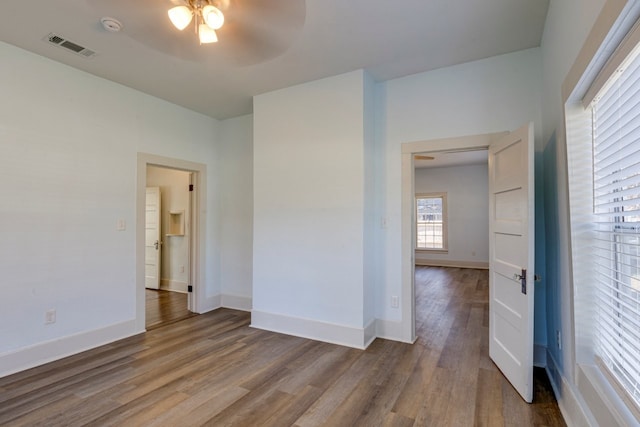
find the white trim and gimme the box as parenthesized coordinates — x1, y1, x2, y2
(577, 363, 640, 426)
(414, 259, 489, 269)
(251, 310, 375, 349)
(375, 318, 412, 343)
(221, 294, 252, 312)
(200, 294, 222, 313)
(136, 153, 207, 326)
(159, 279, 188, 293)
(400, 132, 507, 344)
(0, 320, 138, 379)
(546, 351, 595, 427)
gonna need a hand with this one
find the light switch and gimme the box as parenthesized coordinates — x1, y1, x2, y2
(116, 219, 126, 231)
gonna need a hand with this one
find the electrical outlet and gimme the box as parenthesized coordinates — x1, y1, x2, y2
(381, 217, 388, 229)
(471, 251, 476, 256)
(556, 330, 562, 350)
(45, 309, 56, 325)
(180, 265, 185, 273)
(391, 296, 399, 308)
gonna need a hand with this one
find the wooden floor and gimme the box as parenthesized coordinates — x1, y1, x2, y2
(145, 289, 196, 330)
(0, 267, 565, 426)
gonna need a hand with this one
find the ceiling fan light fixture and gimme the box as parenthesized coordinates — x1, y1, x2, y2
(198, 24, 218, 44)
(202, 5, 224, 30)
(168, 6, 193, 31)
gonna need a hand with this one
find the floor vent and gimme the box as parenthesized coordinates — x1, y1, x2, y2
(43, 33, 97, 58)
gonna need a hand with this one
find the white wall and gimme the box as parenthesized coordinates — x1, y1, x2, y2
(541, 0, 607, 146)
(252, 70, 376, 348)
(414, 164, 489, 267)
(146, 166, 191, 292)
(539, 1, 640, 425)
(0, 41, 221, 377)
(218, 114, 253, 310)
(378, 47, 543, 324)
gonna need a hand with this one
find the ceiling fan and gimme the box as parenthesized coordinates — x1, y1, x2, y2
(86, 0, 306, 65)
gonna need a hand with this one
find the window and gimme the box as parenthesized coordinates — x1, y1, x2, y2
(590, 47, 640, 409)
(568, 28, 640, 414)
(415, 193, 447, 250)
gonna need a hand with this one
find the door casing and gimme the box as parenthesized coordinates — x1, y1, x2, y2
(400, 132, 507, 343)
(136, 153, 207, 332)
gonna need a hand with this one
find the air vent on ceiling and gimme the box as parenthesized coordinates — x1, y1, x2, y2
(43, 33, 97, 58)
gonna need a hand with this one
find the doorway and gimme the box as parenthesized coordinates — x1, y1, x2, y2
(401, 125, 536, 402)
(135, 153, 207, 333)
(399, 132, 504, 342)
(145, 166, 194, 329)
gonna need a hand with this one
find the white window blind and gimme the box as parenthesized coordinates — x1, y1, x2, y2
(592, 44, 640, 408)
(415, 193, 447, 250)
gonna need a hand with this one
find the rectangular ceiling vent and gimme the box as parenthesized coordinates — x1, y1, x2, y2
(43, 33, 97, 58)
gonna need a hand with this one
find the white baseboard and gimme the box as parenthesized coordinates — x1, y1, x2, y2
(221, 294, 252, 312)
(159, 279, 188, 293)
(251, 310, 374, 349)
(363, 318, 376, 348)
(375, 318, 407, 342)
(415, 259, 489, 269)
(546, 351, 594, 427)
(0, 320, 140, 379)
(198, 294, 221, 314)
(198, 294, 251, 313)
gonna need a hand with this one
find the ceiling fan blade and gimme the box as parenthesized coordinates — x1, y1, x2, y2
(415, 155, 435, 160)
(217, 0, 306, 65)
(85, 0, 305, 66)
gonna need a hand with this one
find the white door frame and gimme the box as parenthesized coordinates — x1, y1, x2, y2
(136, 152, 207, 332)
(399, 132, 507, 342)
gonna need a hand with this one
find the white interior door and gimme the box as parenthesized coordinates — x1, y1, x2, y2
(488, 122, 535, 402)
(145, 187, 161, 290)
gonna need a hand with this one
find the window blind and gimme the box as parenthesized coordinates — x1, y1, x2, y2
(592, 44, 640, 408)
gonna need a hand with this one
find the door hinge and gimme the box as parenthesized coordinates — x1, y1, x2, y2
(189, 184, 194, 192)
(514, 269, 527, 295)
(188, 285, 193, 293)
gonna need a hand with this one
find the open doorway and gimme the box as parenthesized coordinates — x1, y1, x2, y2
(413, 149, 489, 270)
(401, 124, 537, 402)
(399, 132, 503, 342)
(135, 153, 207, 333)
(145, 166, 195, 329)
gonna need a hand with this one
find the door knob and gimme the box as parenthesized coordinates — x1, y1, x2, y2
(154, 240, 159, 250)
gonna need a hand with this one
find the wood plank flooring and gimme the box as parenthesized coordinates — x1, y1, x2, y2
(146, 289, 196, 330)
(0, 267, 565, 426)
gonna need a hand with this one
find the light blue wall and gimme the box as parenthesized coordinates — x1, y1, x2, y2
(543, 133, 562, 373)
(534, 151, 548, 350)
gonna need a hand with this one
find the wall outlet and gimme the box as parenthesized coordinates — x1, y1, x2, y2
(556, 330, 562, 350)
(45, 309, 56, 325)
(471, 250, 476, 256)
(116, 219, 126, 231)
(381, 217, 388, 229)
(180, 265, 185, 273)
(391, 296, 399, 308)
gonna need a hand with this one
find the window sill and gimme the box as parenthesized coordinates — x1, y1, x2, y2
(576, 363, 639, 426)
(415, 248, 448, 254)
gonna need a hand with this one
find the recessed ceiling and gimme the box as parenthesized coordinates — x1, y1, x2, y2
(0, 0, 549, 119)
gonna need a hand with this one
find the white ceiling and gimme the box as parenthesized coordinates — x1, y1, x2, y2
(414, 150, 488, 169)
(0, 0, 549, 120)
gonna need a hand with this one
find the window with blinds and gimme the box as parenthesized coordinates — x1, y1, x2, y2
(415, 193, 447, 250)
(591, 44, 640, 408)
